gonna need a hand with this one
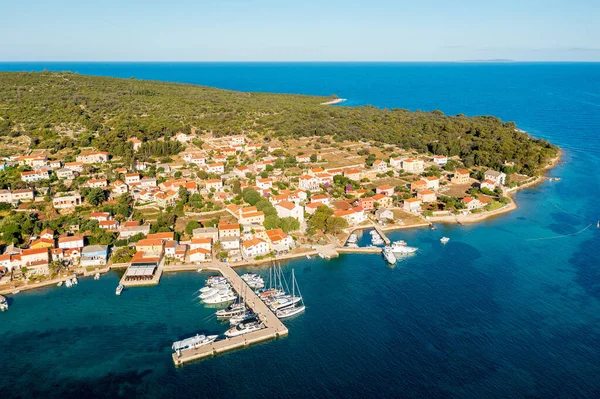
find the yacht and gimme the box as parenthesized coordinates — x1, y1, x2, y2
(216, 303, 246, 318)
(172, 334, 218, 352)
(116, 284, 124, 296)
(390, 241, 418, 255)
(276, 305, 305, 319)
(382, 246, 397, 265)
(206, 276, 228, 287)
(346, 234, 358, 246)
(0, 295, 8, 311)
(225, 318, 264, 338)
(241, 273, 265, 289)
(229, 311, 257, 326)
(370, 231, 385, 246)
(440, 237, 450, 244)
(65, 279, 73, 288)
(269, 296, 302, 311)
(199, 288, 220, 299)
(204, 291, 237, 304)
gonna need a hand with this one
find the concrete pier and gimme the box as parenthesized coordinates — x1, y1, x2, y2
(371, 224, 391, 245)
(337, 247, 382, 254)
(172, 263, 288, 366)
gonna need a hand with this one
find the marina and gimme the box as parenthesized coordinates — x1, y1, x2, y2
(172, 262, 289, 366)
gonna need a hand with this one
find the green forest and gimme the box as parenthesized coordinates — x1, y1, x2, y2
(0, 71, 558, 173)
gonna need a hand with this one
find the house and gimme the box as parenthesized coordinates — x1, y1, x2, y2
(112, 180, 129, 196)
(40, 229, 54, 240)
(389, 157, 403, 169)
(58, 235, 84, 249)
(48, 160, 61, 169)
(119, 223, 150, 239)
(275, 200, 304, 224)
(462, 196, 483, 210)
(56, 168, 75, 179)
(310, 194, 330, 206)
(372, 159, 387, 172)
(16, 155, 47, 167)
(424, 176, 440, 191)
(173, 244, 187, 261)
(333, 207, 367, 226)
(175, 132, 191, 143)
(403, 198, 422, 213)
(417, 190, 437, 203)
(315, 173, 333, 187)
(298, 175, 320, 191)
(87, 178, 107, 188)
(484, 170, 507, 186)
(375, 208, 395, 223)
(30, 238, 54, 249)
(221, 147, 237, 157)
(135, 238, 165, 253)
(480, 179, 496, 191)
(128, 137, 142, 151)
(371, 194, 393, 208)
(125, 173, 140, 185)
(265, 228, 293, 252)
(242, 238, 270, 258)
(234, 165, 251, 178)
(190, 238, 212, 251)
(207, 163, 225, 174)
(220, 236, 240, 251)
(76, 151, 109, 164)
(64, 162, 84, 172)
(401, 158, 424, 174)
(376, 185, 395, 196)
(80, 245, 109, 267)
(296, 154, 311, 163)
(433, 155, 448, 166)
(229, 135, 245, 145)
(99, 220, 119, 230)
(205, 179, 223, 192)
(189, 248, 212, 263)
(451, 169, 470, 184)
(304, 202, 323, 215)
(239, 208, 265, 225)
(358, 196, 375, 211)
(21, 169, 50, 183)
(140, 177, 157, 188)
(53, 192, 82, 209)
(344, 168, 361, 181)
(192, 227, 219, 241)
(0, 189, 34, 204)
(147, 232, 176, 242)
(410, 180, 427, 192)
(256, 178, 273, 190)
(218, 222, 241, 239)
(20, 248, 50, 275)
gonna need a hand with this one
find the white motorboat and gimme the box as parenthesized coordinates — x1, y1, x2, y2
(440, 237, 450, 244)
(269, 296, 302, 311)
(204, 291, 237, 304)
(382, 246, 397, 264)
(346, 234, 358, 246)
(230, 311, 257, 325)
(276, 305, 305, 319)
(242, 273, 265, 289)
(172, 334, 218, 352)
(65, 279, 73, 288)
(57, 281, 63, 287)
(199, 288, 219, 299)
(116, 284, 124, 296)
(71, 277, 78, 285)
(94, 273, 100, 280)
(0, 295, 8, 311)
(206, 276, 228, 287)
(306, 254, 311, 259)
(216, 303, 247, 318)
(390, 241, 418, 254)
(225, 318, 264, 338)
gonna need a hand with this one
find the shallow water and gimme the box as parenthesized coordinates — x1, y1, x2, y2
(1, 62, 600, 398)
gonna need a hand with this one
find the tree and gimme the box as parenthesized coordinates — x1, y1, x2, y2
(242, 187, 262, 206)
(279, 217, 300, 233)
(86, 188, 106, 206)
(325, 216, 348, 234)
(185, 220, 201, 235)
(111, 247, 136, 263)
(308, 206, 334, 232)
(310, 154, 318, 163)
(178, 186, 190, 204)
(231, 179, 242, 195)
(366, 153, 377, 167)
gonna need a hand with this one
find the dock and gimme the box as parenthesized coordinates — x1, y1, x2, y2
(337, 247, 382, 254)
(371, 224, 391, 245)
(172, 263, 288, 366)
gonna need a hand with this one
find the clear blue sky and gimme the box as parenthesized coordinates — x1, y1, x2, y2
(1, 0, 599, 61)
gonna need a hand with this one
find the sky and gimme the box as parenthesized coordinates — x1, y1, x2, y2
(1, 0, 599, 61)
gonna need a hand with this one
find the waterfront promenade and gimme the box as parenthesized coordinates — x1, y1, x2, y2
(171, 262, 288, 366)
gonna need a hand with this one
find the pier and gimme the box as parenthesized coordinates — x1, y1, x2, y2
(371, 224, 391, 245)
(172, 263, 288, 366)
(337, 247, 382, 254)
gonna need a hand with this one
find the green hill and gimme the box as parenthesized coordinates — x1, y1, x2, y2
(0, 71, 557, 174)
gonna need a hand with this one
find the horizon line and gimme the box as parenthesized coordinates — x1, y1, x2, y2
(1, 60, 600, 64)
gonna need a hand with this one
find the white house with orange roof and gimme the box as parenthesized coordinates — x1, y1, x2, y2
(433, 155, 448, 166)
(190, 237, 212, 251)
(87, 178, 107, 188)
(389, 157, 402, 169)
(112, 180, 128, 196)
(55, 168, 74, 179)
(424, 176, 440, 191)
(207, 162, 225, 174)
(372, 159, 387, 172)
(21, 169, 50, 183)
(296, 154, 311, 163)
(480, 179, 496, 191)
(462, 196, 484, 210)
(310, 194, 331, 206)
(242, 237, 270, 258)
(265, 228, 293, 252)
(128, 138, 142, 152)
(76, 151, 109, 164)
(334, 207, 367, 226)
(99, 220, 119, 230)
(256, 178, 273, 190)
(401, 158, 424, 174)
(90, 212, 111, 222)
(189, 248, 212, 263)
(205, 179, 223, 192)
(451, 169, 470, 184)
(417, 190, 437, 203)
(343, 168, 361, 181)
(58, 235, 84, 249)
(403, 198, 422, 213)
(275, 200, 304, 223)
(375, 185, 395, 196)
(125, 173, 140, 185)
(65, 162, 84, 172)
(175, 132, 191, 143)
(298, 175, 320, 191)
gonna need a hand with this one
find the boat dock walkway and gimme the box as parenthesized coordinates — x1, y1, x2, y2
(371, 224, 391, 245)
(337, 247, 382, 254)
(172, 263, 288, 366)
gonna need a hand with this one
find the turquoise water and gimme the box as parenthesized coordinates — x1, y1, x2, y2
(1, 63, 600, 398)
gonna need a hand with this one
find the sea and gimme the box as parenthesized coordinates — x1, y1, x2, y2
(1, 62, 600, 399)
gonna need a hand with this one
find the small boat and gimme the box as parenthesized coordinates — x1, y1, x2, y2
(382, 246, 397, 265)
(440, 237, 450, 244)
(116, 284, 124, 296)
(172, 334, 218, 352)
(318, 253, 325, 259)
(94, 273, 100, 280)
(0, 295, 8, 311)
(346, 234, 358, 246)
(204, 291, 237, 304)
(65, 279, 73, 288)
(12, 290, 20, 295)
(276, 305, 305, 319)
(241, 273, 265, 289)
(390, 241, 418, 255)
(306, 254, 311, 259)
(597, 221, 599, 228)
(225, 318, 264, 338)
(216, 303, 246, 318)
(71, 277, 78, 285)
(269, 296, 302, 311)
(57, 281, 63, 287)
(230, 311, 257, 325)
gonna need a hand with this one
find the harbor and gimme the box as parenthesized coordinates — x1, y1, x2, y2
(171, 262, 289, 366)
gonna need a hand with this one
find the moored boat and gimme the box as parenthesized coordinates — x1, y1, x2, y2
(116, 284, 124, 296)
(216, 302, 246, 318)
(0, 295, 8, 311)
(229, 311, 257, 325)
(57, 281, 63, 287)
(172, 334, 218, 352)
(94, 273, 100, 280)
(440, 237, 450, 244)
(225, 318, 264, 338)
(204, 291, 237, 304)
(276, 304, 305, 319)
(390, 241, 418, 255)
(382, 246, 397, 264)
(65, 279, 73, 288)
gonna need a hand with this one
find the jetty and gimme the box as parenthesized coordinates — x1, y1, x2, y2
(370, 224, 391, 245)
(172, 262, 288, 366)
(337, 247, 382, 254)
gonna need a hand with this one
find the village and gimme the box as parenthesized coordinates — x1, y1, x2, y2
(0, 130, 531, 290)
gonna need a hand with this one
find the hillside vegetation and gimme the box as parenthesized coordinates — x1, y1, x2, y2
(0, 71, 557, 173)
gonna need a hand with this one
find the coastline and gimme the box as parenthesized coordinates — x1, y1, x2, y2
(320, 98, 346, 105)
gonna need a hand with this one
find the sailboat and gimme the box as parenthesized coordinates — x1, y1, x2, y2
(276, 269, 305, 319)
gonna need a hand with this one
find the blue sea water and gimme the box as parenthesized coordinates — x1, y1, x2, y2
(1, 62, 600, 398)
